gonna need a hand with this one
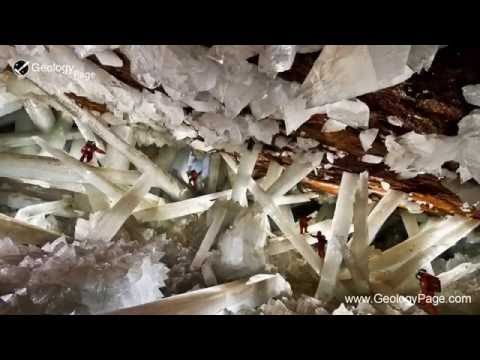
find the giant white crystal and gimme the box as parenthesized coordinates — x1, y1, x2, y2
(301, 45, 413, 107)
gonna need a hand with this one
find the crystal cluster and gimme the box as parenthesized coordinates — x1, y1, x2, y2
(0, 45, 479, 315)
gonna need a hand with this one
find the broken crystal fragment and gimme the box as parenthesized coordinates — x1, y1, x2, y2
(322, 119, 347, 133)
(359, 128, 379, 152)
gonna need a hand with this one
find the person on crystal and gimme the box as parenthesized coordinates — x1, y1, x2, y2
(188, 169, 202, 191)
(416, 268, 442, 315)
(316, 231, 327, 258)
(299, 215, 312, 235)
(80, 141, 105, 165)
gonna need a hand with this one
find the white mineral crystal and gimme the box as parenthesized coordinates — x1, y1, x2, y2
(0, 85, 22, 118)
(296, 137, 319, 150)
(250, 82, 290, 120)
(387, 115, 403, 127)
(463, 84, 480, 107)
(258, 161, 284, 191)
(71, 45, 120, 58)
(359, 128, 379, 151)
(361, 154, 383, 164)
(258, 45, 297, 75)
(215, 208, 269, 281)
(87, 171, 155, 243)
(222, 153, 322, 274)
(281, 97, 327, 135)
(322, 119, 347, 133)
(384, 132, 458, 179)
(301, 45, 413, 107)
(109, 273, 291, 315)
(23, 98, 56, 133)
(384, 110, 480, 183)
(267, 152, 324, 198)
(348, 172, 370, 285)
(1, 44, 478, 315)
(326, 99, 370, 129)
(94, 50, 123, 68)
(0, 231, 169, 314)
(370, 216, 480, 279)
(407, 45, 439, 73)
(316, 172, 358, 300)
(0, 45, 14, 71)
(367, 190, 406, 244)
(332, 303, 354, 315)
(246, 116, 279, 145)
(191, 205, 227, 270)
(232, 143, 262, 207)
(208, 45, 262, 64)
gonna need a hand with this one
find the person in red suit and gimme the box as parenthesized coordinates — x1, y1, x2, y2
(188, 169, 202, 191)
(80, 141, 105, 164)
(316, 231, 327, 258)
(416, 269, 442, 315)
(299, 216, 312, 235)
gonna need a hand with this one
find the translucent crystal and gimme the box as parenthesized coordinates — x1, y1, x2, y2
(214, 207, 269, 281)
(281, 96, 327, 135)
(359, 128, 379, 151)
(258, 45, 297, 75)
(407, 45, 439, 73)
(316, 172, 358, 300)
(462, 85, 480, 107)
(94, 50, 123, 68)
(207, 45, 262, 64)
(322, 119, 347, 133)
(326, 99, 370, 129)
(250, 81, 290, 120)
(301, 45, 412, 107)
(245, 117, 279, 145)
(361, 154, 383, 164)
(232, 143, 262, 207)
(268, 152, 324, 198)
(0, 85, 22, 118)
(109, 273, 291, 315)
(87, 171, 155, 243)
